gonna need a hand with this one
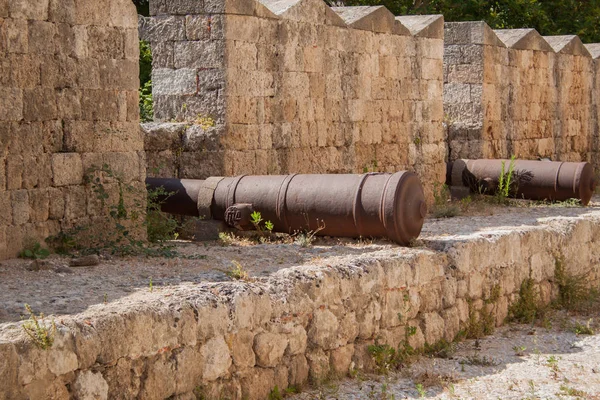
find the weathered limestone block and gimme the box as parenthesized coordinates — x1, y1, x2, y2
(306, 349, 331, 383)
(72, 371, 109, 400)
(200, 336, 232, 381)
(329, 344, 354, 376)
(308, 309, 339, 350)
(284, 325, 307, 356)
(239, 367, 275, 400)
(253, 332, 288, 368)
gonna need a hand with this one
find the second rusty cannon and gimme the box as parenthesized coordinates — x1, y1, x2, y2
(446, 159, 596, 205)
(146, 172, 428, 246)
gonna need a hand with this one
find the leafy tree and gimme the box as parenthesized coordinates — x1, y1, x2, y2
(344, 0, 600, 43)
(132, 0, 149, 16)
(139, 41, 153, 122)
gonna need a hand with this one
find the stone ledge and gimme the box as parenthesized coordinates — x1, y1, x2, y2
(1, 203, 600, 399)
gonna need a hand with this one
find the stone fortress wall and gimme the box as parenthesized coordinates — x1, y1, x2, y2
(444, 21, 600, 174)
(0, 0, 144, 259)
(140, 0, 447, 201)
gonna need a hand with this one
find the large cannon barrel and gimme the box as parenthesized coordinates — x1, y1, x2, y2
(146, 172, 427, 245)
(446, 159, 596, 205)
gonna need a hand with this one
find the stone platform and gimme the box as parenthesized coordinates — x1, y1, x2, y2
(1, 198, 599, 399)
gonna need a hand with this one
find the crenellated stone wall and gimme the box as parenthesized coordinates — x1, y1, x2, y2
(140, 0, 447, 201)
(0, 0, 144, 259)
(444, 22, 598, 165)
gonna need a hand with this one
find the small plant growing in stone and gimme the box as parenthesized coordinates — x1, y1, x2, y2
(250, 211, 275, 233)
(546, 355, 560, 373)
(494, 156, 516, 204)
(423, 338, 456, 359)
(508, 277, 540, 324)
(226, 261, 250, 281)
(294, 219, 326, 247)
(460, 354, 499, 367)
(194, 114, 215, 130)
(554, 256, 596, 312)
(432, 182, 460, 218)
(268, 386, 283, 400)
(22, 304, 56, 350)
(19, 239, 50, 260)
(367, 343, 398, 375)
(573, 319, 595, 335)
(146, 185, 179, 243)
(558, 384, 588, 397)
(415, 383, 426, 398)
(512, 345, 527, 356)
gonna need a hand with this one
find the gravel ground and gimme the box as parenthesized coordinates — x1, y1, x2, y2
(291, 312, 600, 400)
(0, 196, 598, 324)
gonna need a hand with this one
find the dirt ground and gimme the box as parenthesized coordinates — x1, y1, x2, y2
(0, 196, 598, 324)
(291, 309, 600, 399)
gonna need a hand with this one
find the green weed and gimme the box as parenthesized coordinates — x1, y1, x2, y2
(554, 256, 597, 312)
(495, 156, 516, 203)
(432, 182, 460, 218)
(558, 384, 588, 397)
(460, 354, 499, 367)
(22, 304, 56, 350)
(367, 343, 398, 375)
(268, 386, 283, 400)
(19, 239, 50, 260)
(508, 278, 540, 324)
(573, 319, 595, 335)
(225, 261, 250, 281)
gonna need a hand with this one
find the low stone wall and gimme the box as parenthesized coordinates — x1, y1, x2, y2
(0, 0, 144, 259)
(140, 0, 446, 201)
(1, 209, 599, 399)
(444, 22, 598, 164)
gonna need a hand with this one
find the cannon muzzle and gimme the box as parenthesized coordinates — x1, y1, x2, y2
(147, 172, 427, 246)
(446, 159, 596, 205)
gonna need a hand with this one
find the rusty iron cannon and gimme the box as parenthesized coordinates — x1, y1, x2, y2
(146, 172, 428, 245)
(446, 159, 596, 205)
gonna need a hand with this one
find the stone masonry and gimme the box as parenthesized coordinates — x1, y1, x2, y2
(140, 0, 447, 201)
(1, 208, 599, 399)
(0, 0, 144, 259)
(444, 22, 598, 169)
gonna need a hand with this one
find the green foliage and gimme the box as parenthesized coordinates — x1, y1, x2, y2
(264, 220, 274, 232)
(146, 185, 179, 243)
(432, 182, 460, 218)
(45, 228, 82, 255)
(19, 240, 50, 260)
(46, 164, 190, 259)
(465, 286, 499, 339)
(226, 260, 251, 281)
(139, 41, 153, 122)
(133, 0, 150, 16)
(268, 386, 283, 400)
(345, 0, 600, 43)
(423, 338, 456, 359)
(415, 383, 426, 398)
(460, 354, 499, 366)
(508, 278, 540, 324)
(250, 211, 275, 233)
(573, 319, 595, 335)
(367, 343, 398, 375)
(22, 304, 56, 350)
(496, 156, 516, 202)
(559, 384, 588, 398)
(554, 256, 596, 312)
(140, 80, 153, 122)
(294, 218, 326, 247)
